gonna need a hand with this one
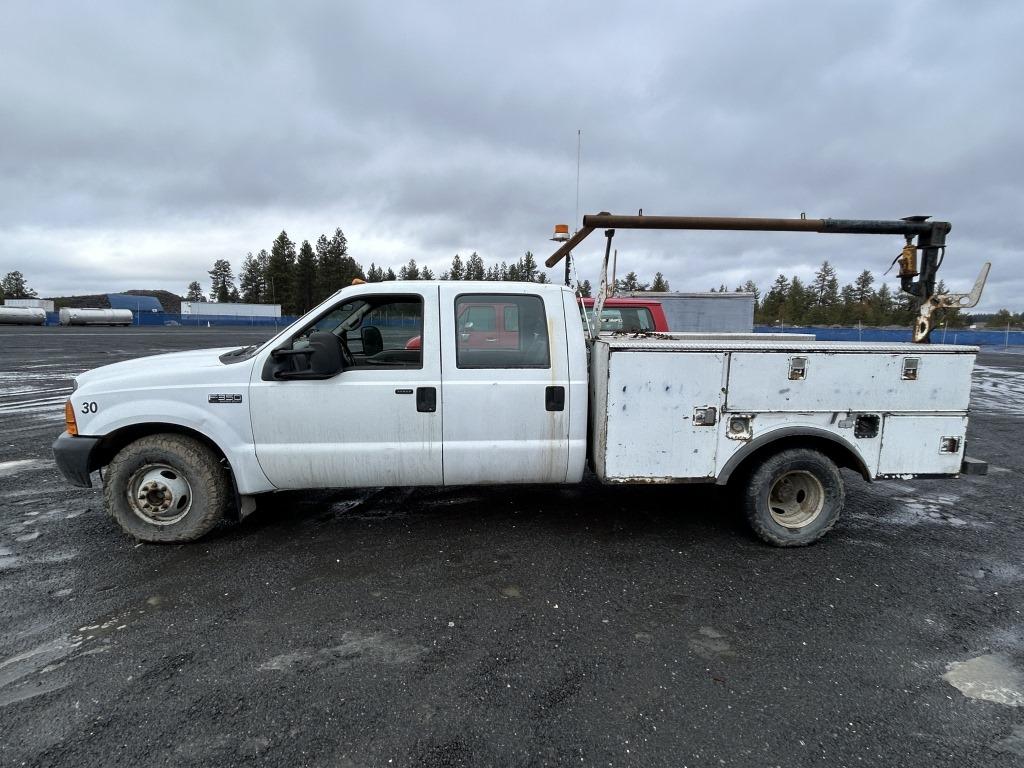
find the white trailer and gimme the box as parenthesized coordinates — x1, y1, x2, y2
(5, 298, 55, 312)
(623, 291, 755, 332)
(180, 302, 281, 317)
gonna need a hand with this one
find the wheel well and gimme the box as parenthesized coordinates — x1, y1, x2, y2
(92, 424, 229, 474)
(722, 434, 870, 485)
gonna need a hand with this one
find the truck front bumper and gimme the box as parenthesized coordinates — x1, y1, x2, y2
(52, 433, 102, 488)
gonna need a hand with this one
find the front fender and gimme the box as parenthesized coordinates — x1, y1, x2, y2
(76, 395, 275, 494)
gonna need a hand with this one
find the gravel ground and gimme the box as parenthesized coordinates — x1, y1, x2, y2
(1, 326, 1022, 767)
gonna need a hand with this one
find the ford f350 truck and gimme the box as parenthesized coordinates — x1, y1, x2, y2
(52, 213, 990, 546)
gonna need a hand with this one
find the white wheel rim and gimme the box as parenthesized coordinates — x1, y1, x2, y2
(127, 463, 193, 526)
(767, 470, 824, 529)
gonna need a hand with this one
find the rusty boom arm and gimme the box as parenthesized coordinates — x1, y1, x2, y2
(547, 213, 989, 343)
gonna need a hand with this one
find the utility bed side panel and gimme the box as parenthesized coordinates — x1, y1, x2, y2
(726, 351, 973, 413)
(596, 349, 726, 481)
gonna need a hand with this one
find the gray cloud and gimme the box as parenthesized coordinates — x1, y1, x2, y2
(0, 1, 1020, 309)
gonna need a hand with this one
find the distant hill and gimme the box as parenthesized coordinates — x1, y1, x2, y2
(45, 289, 184, 313)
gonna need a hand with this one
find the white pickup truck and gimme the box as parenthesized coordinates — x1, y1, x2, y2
(53, 280, 985, 547)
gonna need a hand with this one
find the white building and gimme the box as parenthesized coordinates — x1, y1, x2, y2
(180, 302, 282, 317)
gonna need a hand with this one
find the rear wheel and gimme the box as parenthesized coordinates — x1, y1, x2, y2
(741, 448, 844, 546)
(103, 434, 230, 543)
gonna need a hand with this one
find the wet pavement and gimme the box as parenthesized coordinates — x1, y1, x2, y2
(1, 326, 1023, 767)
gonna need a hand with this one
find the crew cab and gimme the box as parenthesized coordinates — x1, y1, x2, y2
(53, 281, 985, 546)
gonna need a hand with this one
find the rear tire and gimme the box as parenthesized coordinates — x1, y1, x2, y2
(741, 448, 844, 547)
(103, 434, 230, 543)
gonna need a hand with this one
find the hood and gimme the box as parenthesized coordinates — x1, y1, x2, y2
(75, 347, 255, 393)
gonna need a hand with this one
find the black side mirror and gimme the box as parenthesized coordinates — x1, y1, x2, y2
(308, 332, 343, 375)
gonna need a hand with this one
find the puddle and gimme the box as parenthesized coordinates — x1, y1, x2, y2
(0, 459, 52, 477)
(972, 365, 1024, 414)
(258, 631, 424, 671)
(689, 626, 734, 659)
(943, 654, 1024, 707)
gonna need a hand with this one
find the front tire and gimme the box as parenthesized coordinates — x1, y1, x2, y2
(741, 448, 844, 547)
(103, 434, 230, 543)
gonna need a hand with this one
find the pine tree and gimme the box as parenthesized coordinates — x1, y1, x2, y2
(384, 267, 397, 281)
(763, 274, 789, 320)
(366, 263, 385, 282)
(449, 254, 465, 280)
(786, 276, 808, 325)
(265, 231, 297, 312)
(207, 259, 234, 303)
(520, 252, 538, 282)
(873, 283, 894, 323)
(650, 272, 670, 292)
(327, 228, 363, 289)
(239, 251, 265, 303)
(185, 281, 206, 302)
(853, 270, 875, 303)
(293, 240, 317, 313)
(535, 273, 550, 284)
(465, 253, 485, 280)
(1, 271, 37, 299)
(620, 271, 648, 292)
(421, 265, 435, 280)
(576, 279, 592, 298)
(398, 259, 421, 280)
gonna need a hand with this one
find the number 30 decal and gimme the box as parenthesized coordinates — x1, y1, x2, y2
(80, 402, 98, 414)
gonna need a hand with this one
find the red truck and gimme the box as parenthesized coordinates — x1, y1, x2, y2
(405, 294, 669, 350)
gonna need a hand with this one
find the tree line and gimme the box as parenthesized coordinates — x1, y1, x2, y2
(186, 229, 567, 316)
(717, 261, 969, 328)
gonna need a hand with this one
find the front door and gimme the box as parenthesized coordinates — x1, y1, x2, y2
(439, 286, 570, 485)
(249, 287, 442, 489)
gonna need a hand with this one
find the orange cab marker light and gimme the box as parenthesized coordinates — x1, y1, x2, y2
(64, 400, 78, 436)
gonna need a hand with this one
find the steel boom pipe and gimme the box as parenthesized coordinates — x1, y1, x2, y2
(545, 213, 951, 267)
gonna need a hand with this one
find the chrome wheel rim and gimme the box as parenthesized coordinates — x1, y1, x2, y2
(127, 464, 193, 525)
(768, 470, 824, 528)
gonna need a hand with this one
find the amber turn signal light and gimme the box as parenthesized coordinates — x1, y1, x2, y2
(64, 400, 78, 436)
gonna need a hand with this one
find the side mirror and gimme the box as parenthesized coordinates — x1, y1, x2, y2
(308, 332, 343, 375)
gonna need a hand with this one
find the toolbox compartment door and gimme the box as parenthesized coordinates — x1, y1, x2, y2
(726, 352, 973, 413)
(877, 414, 967, 476)
(597, 350, 726, 481)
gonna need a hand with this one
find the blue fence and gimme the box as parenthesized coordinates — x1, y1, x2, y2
(44, 311, 300, 328)
(754, 325, 1024, 346)
(40, 312, 424, 329)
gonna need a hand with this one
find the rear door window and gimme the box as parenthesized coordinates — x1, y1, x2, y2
(455, 294, 549, 368)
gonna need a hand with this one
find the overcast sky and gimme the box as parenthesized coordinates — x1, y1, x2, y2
(1, 1, 1021, 310)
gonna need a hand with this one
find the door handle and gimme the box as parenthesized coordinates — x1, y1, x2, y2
(545, 385, 565, 412)
(485, 337, 498, 343)
(416, 386, 436, 413)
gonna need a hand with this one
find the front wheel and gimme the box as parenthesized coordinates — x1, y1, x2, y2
(740, 448, 844, 547)
(103, 434, 230, 543)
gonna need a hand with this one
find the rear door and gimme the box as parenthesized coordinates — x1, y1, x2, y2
(439, 286, 570, 484)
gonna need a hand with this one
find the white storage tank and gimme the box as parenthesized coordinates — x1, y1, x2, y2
(0, 307, 46, 325)
(59, 308, 134, 326)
